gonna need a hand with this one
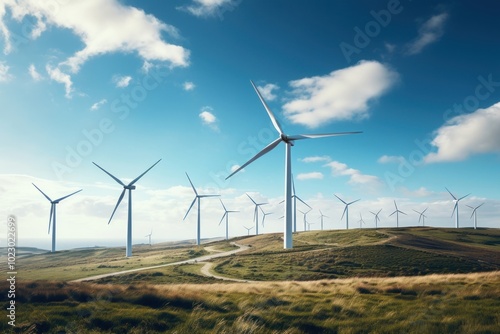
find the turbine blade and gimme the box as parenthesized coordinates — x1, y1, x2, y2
(400, 210, 407, 215)
(129, 159, 161, 186)
(389, 211, 396, 217)
(341, 206, 347, 220)
(108, 189, 126, 224)
(48, 204, 54, 234)
(185, 172, 198, 196)
(219, 198, 227, 212)
(183, 197, 197, 221)
(32, 183, 52, 202)
(394, 200, 398, 210)
(370, 211, 376, 216)
(226, 137, 282, 179)
(422, 208, 428, 214)
(458, 193, 470, 201)
(377, 209, 382, 215)
(288, 131, 362, 140)
(246, 193, 257, 205)
(477, 203, 485, 209)
(93, 162, 125, 186)
(250, 80, 283, 135)
(219, 213, 227, 226)
(292, 175, 296, 195)
(199, 194, 220, 198)
(451, 203, 458, 217)
(348, 199, 360, 205)
(334, 195, 347, 205)
(55, 189, 82, 202)
(296, 196, 311, 209)
(445, 187, 457, 200)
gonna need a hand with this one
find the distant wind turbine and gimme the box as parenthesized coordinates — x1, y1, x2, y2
(93, 159, 161, 257)
(335, 195, 360, 230)
(298, 208, 312, 231)
(32, 183, 82, 252)
(219, 199, 238, 240)
(319, 209, 328, 230)
(358, 213, 365, 229)
(243, 225, 254, 236)
(183, 172, 220, 246)
(261, 211, 273, 228)
(370, 209, 382, 229)
(466, 203, 484, 229)
(389, 200, 406, 228)
(225, 80, 361, 249)
(246, 193, 267, 236)
(145, 230, 152, 246)
(413, 208, 428, 226)
(306, 222, 314, 231)
(446, 188, 470, 228)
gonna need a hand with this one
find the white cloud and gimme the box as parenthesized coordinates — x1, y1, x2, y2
(114, 75, 132, 88)
(230, 164, 243, 173)
(199, 106, 219, 132)
(324, 161, 381, 187)
(297, 172, 323, 180)
(90, 99, 108, 111)
(0, 2, 11, 54)
(46, 65, 73, 98)
(257, 83, 279, 101)
(28, 64, 43, 81)
(283, 60, 398, 128)
(180, 0, 239, 18)
(406, 12, 448, 55)
(424, 102, 500, 163)
(1, 0, 189, 95)
(300, 156, 331, 163)
(378, 155, 405, 164)
(0, 61, 11, 81)
(399, 186, 433, 198)
(183, 81, 195, 91)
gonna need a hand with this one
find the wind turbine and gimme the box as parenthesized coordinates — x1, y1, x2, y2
(370, 209, 382, 229)
(246, 193, 267, 236)
(298, 208, 312, 231)
(306, 222, 315, 231)
(335, 195, 360, 230)
(183, 173, 220, 246)
(413, 208, 428, 226)
(145, 230, 152, 246)
(32, 183, 82, 252)
(219, 199, 238, 240)
(261, 211, 273, 228)
(225, 80, 361, 249)
(93, 159, 161, 257)
(280, 185, 310, 233)
(243, 225, 254, 236)
(446, 188, 470, 228)
(466, 203, 484, 229)
(389, 200, 406, 228)
(358, 213, 365, 229)
(319, 209, 328, 230)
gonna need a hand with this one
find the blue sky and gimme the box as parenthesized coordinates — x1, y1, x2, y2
(1, 0, 499, 250)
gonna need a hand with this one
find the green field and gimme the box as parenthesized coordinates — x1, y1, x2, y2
(3, 227, 500, 333)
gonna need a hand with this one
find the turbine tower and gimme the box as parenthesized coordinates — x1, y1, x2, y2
(93, 159, 161, 257)
(243, 225, 254, 236)
(335, 195, 360, 230)
(446, 188, 470, 228)
(370, 209, 382, 229)
(389, 200, 406, 228)
(32, 183, 82, 252)
(466, 203, 484, 229)
(226, 80, 361, 249)
(413, 208, 428, 226)
(358, 213, 365, 229)
(246, 193, 267, 236)
(145, 230, 152, 246)
(319, 209, 328, 230)
(219, 199, 238, 240)
(183, 173, 220, 246)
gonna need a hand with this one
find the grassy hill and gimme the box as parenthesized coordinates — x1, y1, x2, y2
(3, 227, 500, 333)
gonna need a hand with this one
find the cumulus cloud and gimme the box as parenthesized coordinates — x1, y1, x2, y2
(183, 81, 195, 91)
(113, 75, 132, 88)
(1, 0, 189, 95)
(297, 172, 323, 181)
(257, 83, 279, 101)
(46, 65, 73, 98)
(324, 161, 381, 187)
(283, 60, 398, 128)
(300, 156, 331, 163)
(0, 61, 11, 81)
(90, 99, 107, 111)
(28, 64, 43, 81)
(179, 0, 239, 18)
(378, 155, 405, 164)
(406, 12, 448, 55)
(199, 106, 219, 132)
(424, 102, 500, 163)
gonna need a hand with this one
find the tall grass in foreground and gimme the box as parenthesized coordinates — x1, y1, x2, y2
(1, 271, 499, 333)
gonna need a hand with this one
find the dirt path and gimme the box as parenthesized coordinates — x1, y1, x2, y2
(70, 242, 250, 283)
(199, 262, 253, 283)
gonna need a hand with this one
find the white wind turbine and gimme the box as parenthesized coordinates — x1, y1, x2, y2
(145, 230, 152, 246)
(306, 222, 315, 231)
(319, 209, 328, 230)
(370, 209, 382, 229)
(246, 193, 267, 236)
(183, 173, 220, 246)
(225, 80, 361, 249)
(243, 225, 254, 236)
(298, 208, 312, 231)
(219, 199, 238, 240)
(32, 183, 82, 252)
(261, 211, 273, 228)
(358, 213, 365, 229)
(335, 195, 360, 230)
(389, 200, 406, 228)
(466, 203, 484, 229)
(446, 188, 470, 228)
(413, 208, 428, 226)
(93, 159, 161, 257)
